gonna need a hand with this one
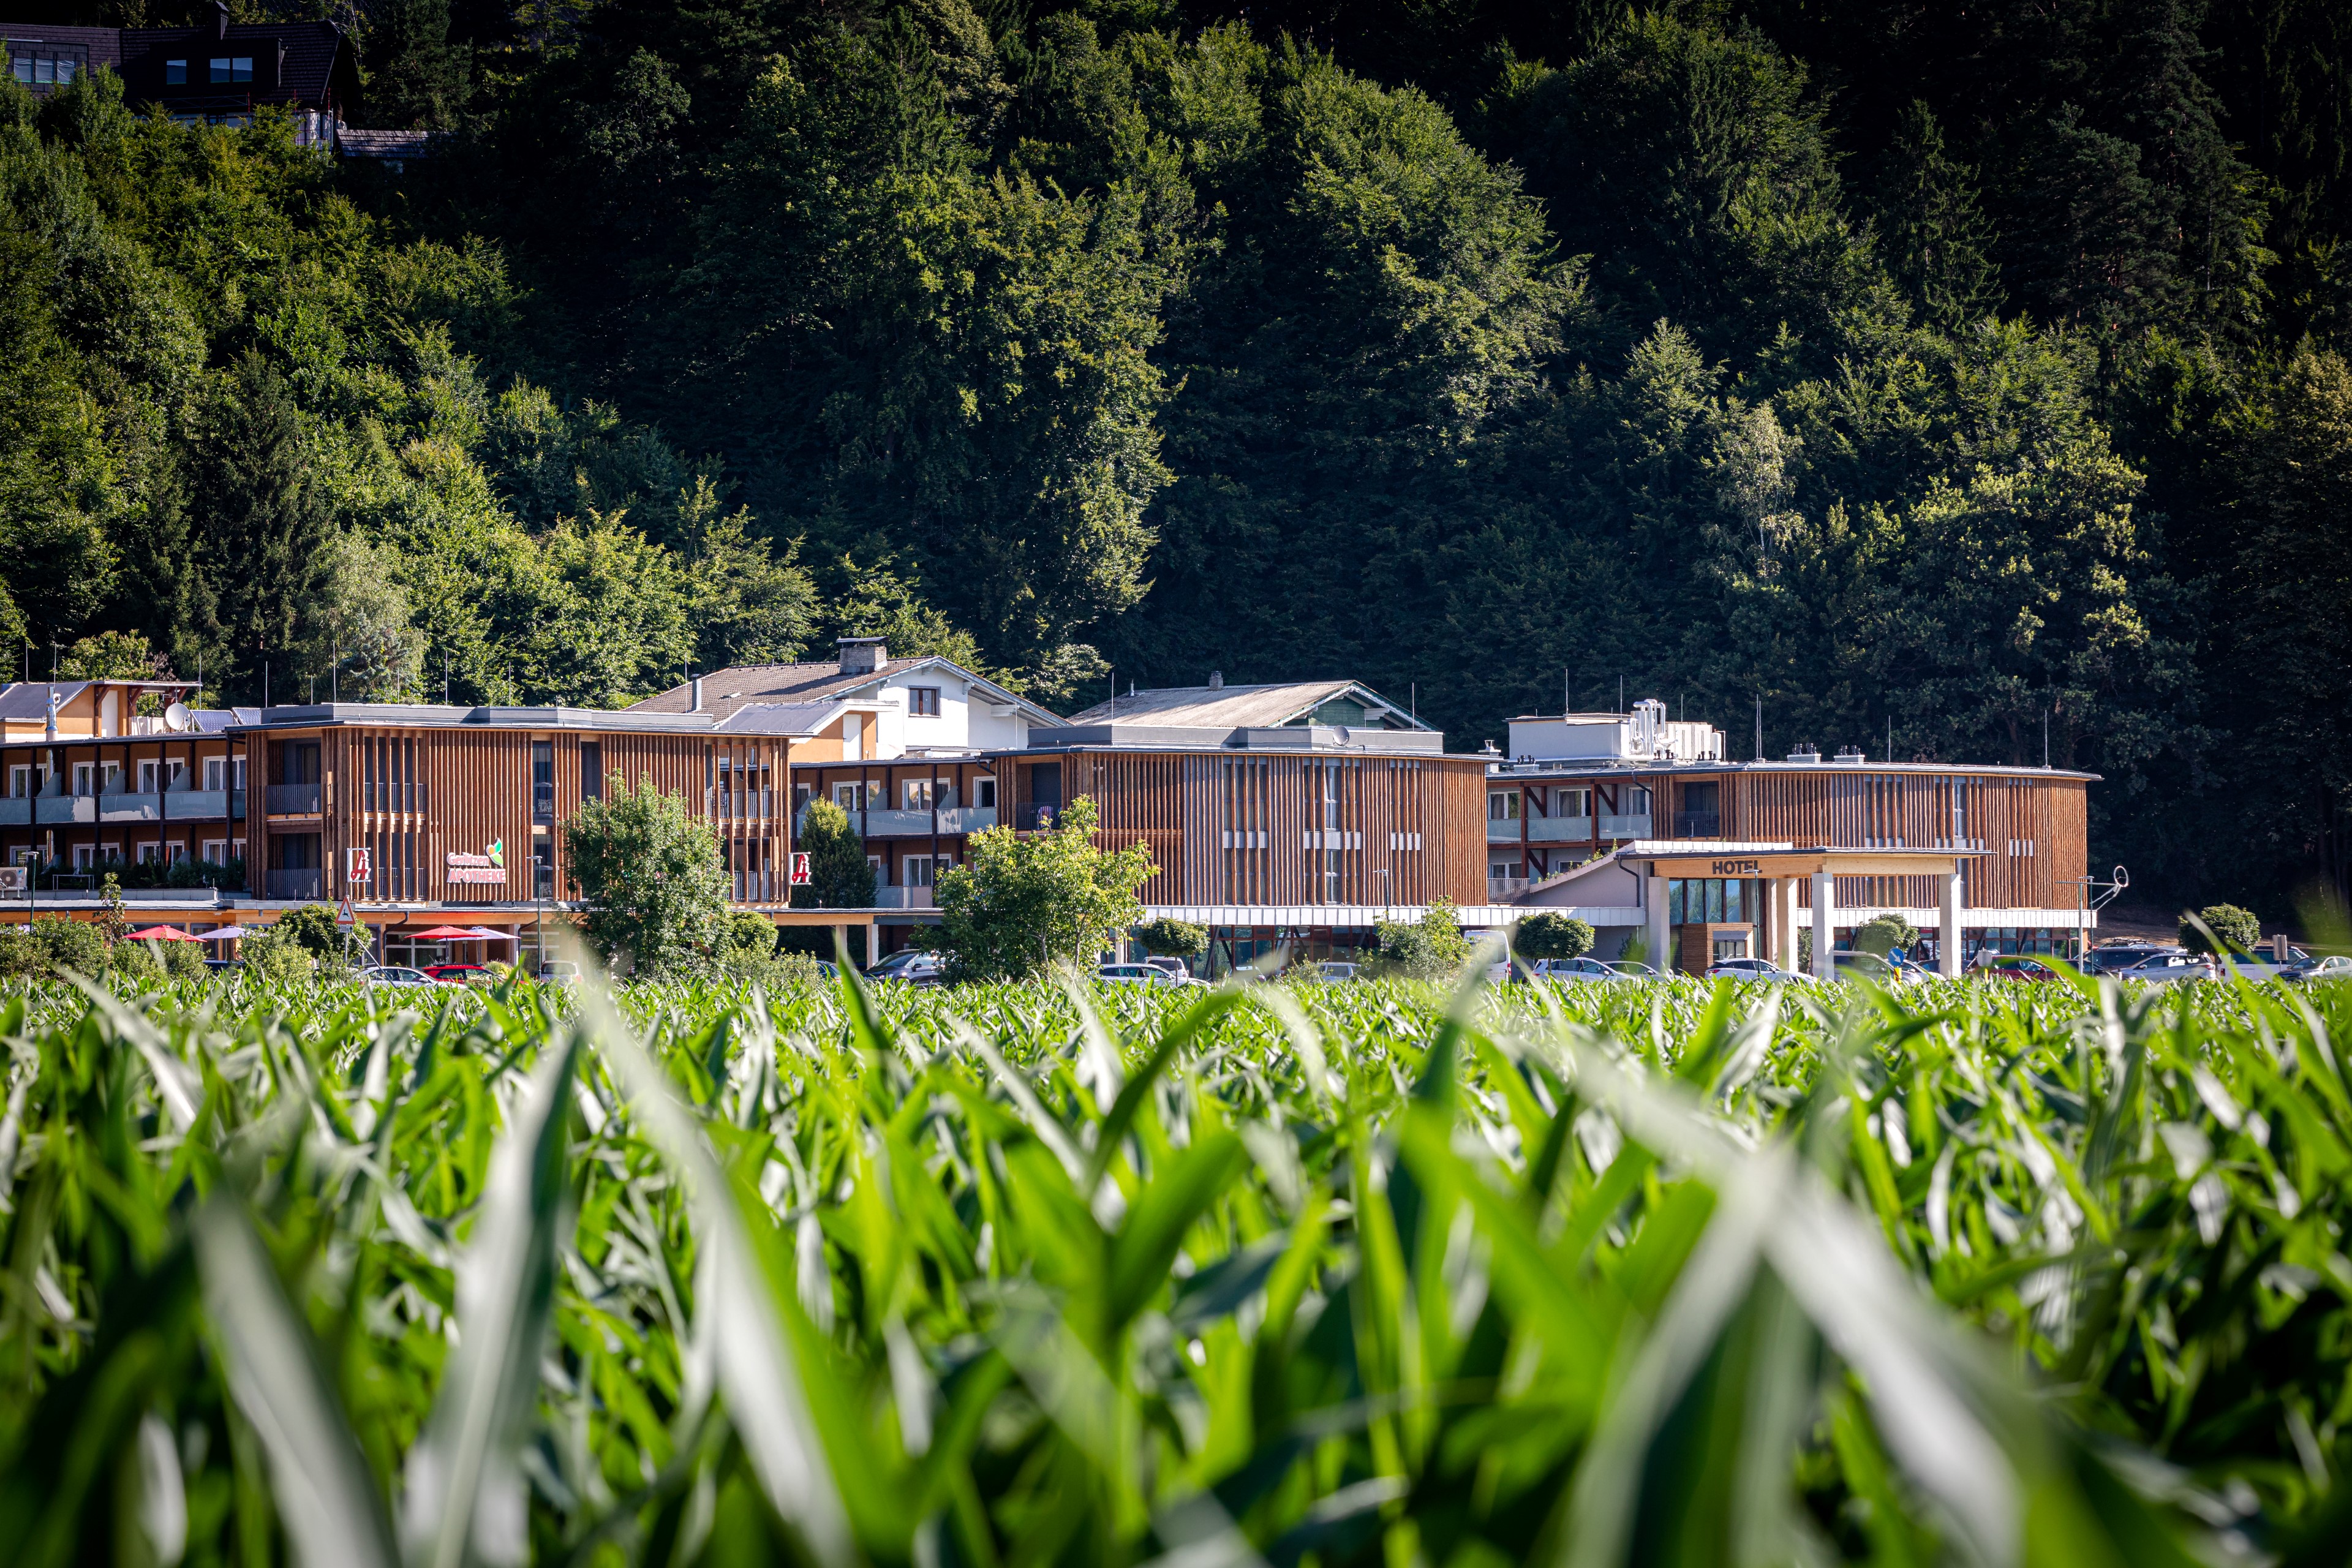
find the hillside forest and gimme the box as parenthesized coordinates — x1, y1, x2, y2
(0, 0, 2348, 911)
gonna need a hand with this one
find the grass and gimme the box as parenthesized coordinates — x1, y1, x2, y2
(1, 963, 2350, 1566)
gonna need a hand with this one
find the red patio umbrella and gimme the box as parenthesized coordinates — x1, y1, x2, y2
(125, 925, 202, 942)
(407, 925, 483, 941)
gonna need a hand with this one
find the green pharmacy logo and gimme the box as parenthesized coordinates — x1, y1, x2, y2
(488, 837, 505, 867)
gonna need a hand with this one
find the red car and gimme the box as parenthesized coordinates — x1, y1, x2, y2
(424, 963, 493, 985)
(1978, 956, 2063, 982)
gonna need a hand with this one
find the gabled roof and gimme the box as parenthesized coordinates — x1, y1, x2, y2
(714, 701, 860, 736)
(630, 657, 1066, 728)
(1065, 679, 1428, 731)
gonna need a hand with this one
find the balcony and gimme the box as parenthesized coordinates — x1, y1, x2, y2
(1485, 816, 1521, 843)
(1597, 815, 1652, 839)
(265, 869, 323, 900)
(266, 783, 322, 816)
(1488, 876, 1529, 900)
(852, 806, 1001, 837)
(1672, 812, 1722, 838)
(1527, 815, 1594, 843)
(1012, 802, 1060, 831)
(0, 799, 26, 826)
(165, 789, 230, 821)
(100, 792, 160, 824)
(872, 884, 937, 910)
(36, 796, 94, 824)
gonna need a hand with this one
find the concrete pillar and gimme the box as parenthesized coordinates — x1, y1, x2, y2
(1811, 870, 1836, 979)
(1645, 871, 1672, 973)
(1939, 869, 1964, 978)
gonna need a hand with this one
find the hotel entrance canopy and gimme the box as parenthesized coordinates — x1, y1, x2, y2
(1616, 842, 1986, 879)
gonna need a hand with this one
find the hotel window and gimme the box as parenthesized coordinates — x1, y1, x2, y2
(581, 741, 603, 801)
(230, 837, 244, 862)
(73, 763, 93, 797)
(903, 854, 938, 888)
(203, 756, 225, 791)
(165, 842, 187, 865)
(973, 776, 996, 809)
(1488, 790, 1519, 821)
(531, 742, 554, 823)
(9, 766, 27, 798)
(903, 778, 934, 811)
(138, 760, 159, 794)
(137, 842, 160, 865)
(165, 760, 186, 791)
(203, 840, 226, 862)
(210, 56, 253, 83)
(233, 755, 247, 791)
(72, 845, 94, 871)
(101, 761, 123, 794)
(834, 782, 865, 811)
(908, 686, 941, 717)
(164, 58, 187, 83)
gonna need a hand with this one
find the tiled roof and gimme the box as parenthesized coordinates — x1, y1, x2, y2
(630, 662, 923, 723)
(339, 127, 435, 160)
(1065, 679, 1427, 731)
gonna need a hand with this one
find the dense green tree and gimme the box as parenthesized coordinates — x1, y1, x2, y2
(1515, 912, 1595, 962)
(929, 796, 1155, 980)
(189, 355, 333, 698)
(790, 798, 876, 911)
(1873, 102, 2004, 331)
(564, 776, 731, 976)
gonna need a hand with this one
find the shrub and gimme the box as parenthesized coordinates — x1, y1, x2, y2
(790, 799, 876, 910)
(930, 797, 1155, 981)
(1853, 913, 1920, 957)
(1133, 918, 1207, 959)
(271, 903, 366, 970)
(1515, 912, 1594, 961)
(1374, 896, 1471, 978)
(2182, 903, 2261, 954)
(32, 914, 104, 977)
(239, 927, 316, 985)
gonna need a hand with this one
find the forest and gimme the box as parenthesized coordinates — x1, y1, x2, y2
(0, 0, 2347, 910)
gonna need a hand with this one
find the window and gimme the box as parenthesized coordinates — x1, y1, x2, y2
(8, 766, 26, 799)
(165, 58, 187, 83)
(15, 55, 77, 86)
(232, 756, 247, 791)
(204, 756, 225, 791)
(165, 842, 187, 866)
(73, 763, 93, 797)
(101, 761, 122, 795)
(138, 842, 161, 865)
(138, 760, 159, 794)
(72, 844, 94, 871)
(1557, 786, 1593, 818)
(203, 840, 226, 862)
(903, 778, 935, 812)
(581, 741, 603, 801)
(904, 854, 938, 887)
(973, 776, 997, 809)
(1488, 790, 1519, 821)
(166, 760, 186, 791)
(100, 842, 121, 864)
(210, 56, 252, 83)
(1491, 862, 1515, 881)
(834, 782, 865, 811)
(908, 686, 941, 717)
(531, 741, 554, 822)
(532, 825, 553, 899)
(231, 837, 244, 861)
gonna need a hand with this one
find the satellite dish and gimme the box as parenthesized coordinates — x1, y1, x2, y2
(163, 702, 192, 733)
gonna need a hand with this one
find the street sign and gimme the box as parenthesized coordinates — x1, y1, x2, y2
(335, 899, 356, 930)
(791, 853, 812, 886)
(347, 845, 372, 883)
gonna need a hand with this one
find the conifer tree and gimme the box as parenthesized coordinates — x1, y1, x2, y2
(1875, 101, 2003, 330)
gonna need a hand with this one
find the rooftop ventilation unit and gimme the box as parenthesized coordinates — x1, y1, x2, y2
(1787, 744, 1822, 764)
(1832, 745, 1866, 766)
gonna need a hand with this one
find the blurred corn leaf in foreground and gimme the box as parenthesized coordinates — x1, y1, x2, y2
(1, 965, 2350, 1565)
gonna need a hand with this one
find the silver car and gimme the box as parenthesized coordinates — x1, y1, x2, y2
(361, 965, 437, 989)
(1532, 957, 1635, 983)
(1706, 956, 1801, 982)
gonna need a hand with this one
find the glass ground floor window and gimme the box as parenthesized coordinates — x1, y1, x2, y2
(1667, 878, 1758, 925)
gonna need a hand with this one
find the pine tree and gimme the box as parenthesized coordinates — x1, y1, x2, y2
(1875, 101, 2004, 330)
(190, 356, 333, 703)
(791, 799, 875, 911)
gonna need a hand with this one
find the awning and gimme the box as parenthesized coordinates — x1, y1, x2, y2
(126, 925, 202, 942)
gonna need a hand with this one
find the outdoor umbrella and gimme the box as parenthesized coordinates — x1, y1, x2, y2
(125, 925, 202, 942)
(197, 925, 251, 941)
(464, 927, 520, 944)
(408, 925, 481, 941)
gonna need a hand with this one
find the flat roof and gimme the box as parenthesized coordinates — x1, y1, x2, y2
(1487, 756, 2101, 783)
(218, 700, 858, 736)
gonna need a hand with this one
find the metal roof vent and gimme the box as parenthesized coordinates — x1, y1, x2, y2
(1832, 745, 1866, 766)
(1207, 670, 1223, 689)
(1787, 744, 1821, 764)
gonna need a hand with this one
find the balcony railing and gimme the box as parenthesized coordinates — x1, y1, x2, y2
(265, 869, 323, 900)
(1485, 817, 1520, 843)
(1013, 802, 1060, 831)
(1672, 812, 1722, 838)
(872, 884, 937, 910)
(1488, 876, 1529, 900)
(99, 792, 160, 823)
(266, 783, 322, 816)
(1597, 814, 1652, 839)
(0, 799, 27, 826)
(165, 789, 230, 821)
(1527, 815, 1594, 843)
(36, 796, 94, 824)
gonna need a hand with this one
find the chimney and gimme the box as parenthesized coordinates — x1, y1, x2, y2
(838, 636, 886, 676)
(213, 0, 230, 40)
(690, 676, 704, 712)
(1207, 670, 1223, 690)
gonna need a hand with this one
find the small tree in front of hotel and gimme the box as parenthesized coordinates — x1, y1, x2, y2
(929, 796, 1155, 982)
(565, 776, 731, 976)
(791, 798, 875, 909)
(1374, 897, 1472, 979)
(1134, 917, 1207, 960)
(2182, 903, 2262, 956)
(1515, 912, 1595, 962)
(1853, 913, 1920, 959)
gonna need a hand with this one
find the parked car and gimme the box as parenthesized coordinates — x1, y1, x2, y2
(1602, 959, 1665, 979)
(1705, 956, 1801, 982)
(2113, 951, 2219, 983)
(1977, 956, 2065, 983)
(2288, 955, 2352, 984)
(1098, 962, 1190, 987)
(363, 965, 438, 989)
(2211, 952, 2304, 981)
(537, 960, 581, 986)
(1829, 951, 1910, 983)
(1142, 956, 1195, 981)
(424, 962, 492, 985)
(1298, 960, 1361, 984)
(2080, 943, 2177, 976)
(1529, 957, 1621, 983)
(865, 949, 948, 985)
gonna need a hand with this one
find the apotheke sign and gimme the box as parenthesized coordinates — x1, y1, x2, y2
(446, 844, 507, 885)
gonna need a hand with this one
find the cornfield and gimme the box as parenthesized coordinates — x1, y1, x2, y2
(2, 965, 2350, 1567)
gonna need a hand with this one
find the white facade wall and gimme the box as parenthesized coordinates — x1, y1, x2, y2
(856, 666, 1042, 757)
